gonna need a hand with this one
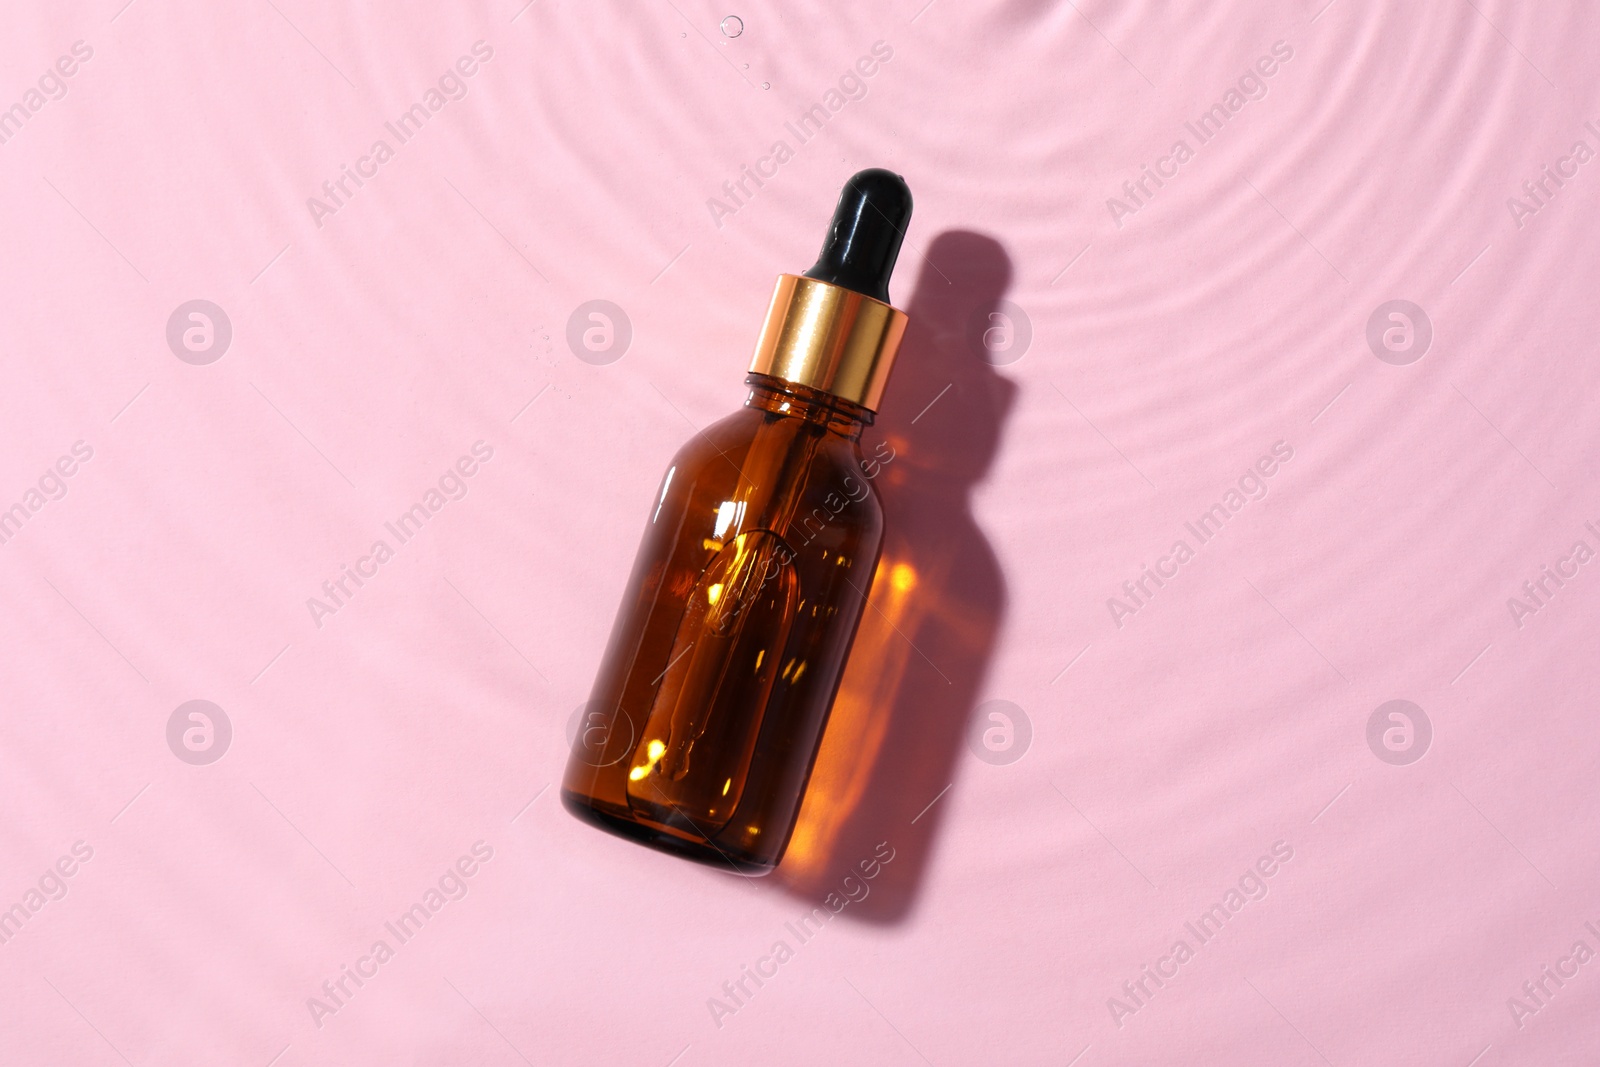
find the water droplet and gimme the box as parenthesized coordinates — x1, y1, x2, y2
(720, 15, 743, 38)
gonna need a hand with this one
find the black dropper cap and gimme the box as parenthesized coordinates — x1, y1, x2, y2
(802, 168, 913, 306)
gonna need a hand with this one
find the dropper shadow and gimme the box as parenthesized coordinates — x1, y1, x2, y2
(776, 230, 1017, 923)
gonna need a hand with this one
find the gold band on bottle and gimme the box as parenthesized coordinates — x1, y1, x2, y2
(747, 274, 909, 412)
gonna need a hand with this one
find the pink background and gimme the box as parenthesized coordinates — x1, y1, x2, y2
(3, 1, 1599, 1064)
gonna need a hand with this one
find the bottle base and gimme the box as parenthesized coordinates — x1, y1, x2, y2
(560, 789, 777, 876)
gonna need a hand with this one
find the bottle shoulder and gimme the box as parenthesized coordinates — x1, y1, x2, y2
(665, 406, 876, 472)
(654, 407, 886, 533)
(665, 406, 762, 469)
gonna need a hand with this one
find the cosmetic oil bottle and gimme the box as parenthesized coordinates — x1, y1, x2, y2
(562, 169, 914, 874)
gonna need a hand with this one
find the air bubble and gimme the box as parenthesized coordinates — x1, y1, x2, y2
(720, 15, 743, 38)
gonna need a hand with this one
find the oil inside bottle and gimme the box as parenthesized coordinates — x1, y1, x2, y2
(626, 528, 798, 832)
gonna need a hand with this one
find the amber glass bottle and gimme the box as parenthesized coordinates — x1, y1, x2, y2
(562, 169, 914, 873)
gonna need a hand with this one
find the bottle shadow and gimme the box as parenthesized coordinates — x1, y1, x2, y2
(774, 230, 1017, 923)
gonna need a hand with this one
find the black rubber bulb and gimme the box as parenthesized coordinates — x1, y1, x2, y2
(802, 168, 913, 305)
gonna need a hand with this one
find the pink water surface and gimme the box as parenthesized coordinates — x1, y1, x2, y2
(3, 1, 1599, 1064)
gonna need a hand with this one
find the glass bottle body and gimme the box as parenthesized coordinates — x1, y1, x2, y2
(562, 374, 887, 873)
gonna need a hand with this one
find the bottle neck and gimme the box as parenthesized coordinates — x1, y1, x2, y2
(746, 275, 908, 412)
(744, 373, 873, 440)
